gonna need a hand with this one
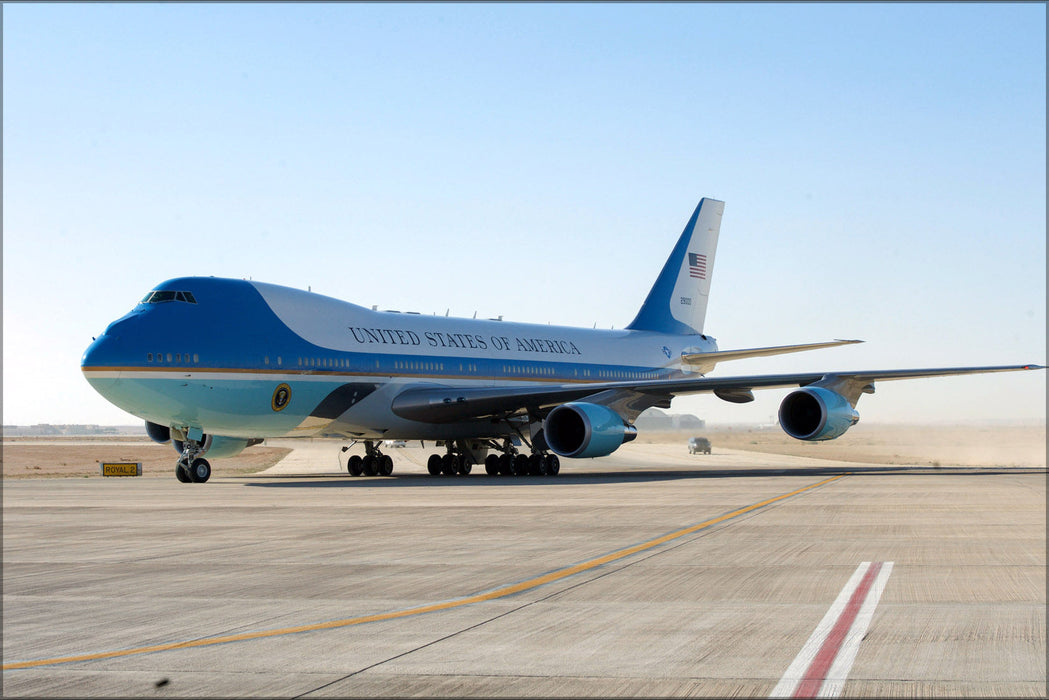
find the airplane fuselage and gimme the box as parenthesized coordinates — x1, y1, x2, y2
(81, 276, 717, 442)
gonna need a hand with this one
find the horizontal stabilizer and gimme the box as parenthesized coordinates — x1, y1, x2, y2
(682, 339, 863, 372)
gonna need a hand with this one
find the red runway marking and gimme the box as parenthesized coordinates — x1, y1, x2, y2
(793, 561, 883, 697)
(770, 560, 893, 698)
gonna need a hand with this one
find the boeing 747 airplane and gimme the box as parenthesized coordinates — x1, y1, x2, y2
(81, 198, 1043, 482)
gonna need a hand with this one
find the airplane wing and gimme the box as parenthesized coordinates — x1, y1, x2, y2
(390, 364, 1044, 424)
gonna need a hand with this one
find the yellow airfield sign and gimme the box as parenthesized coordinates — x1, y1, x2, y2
(100, 462, 142, 477)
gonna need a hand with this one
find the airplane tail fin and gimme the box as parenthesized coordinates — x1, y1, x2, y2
(626, 197, 724, 335)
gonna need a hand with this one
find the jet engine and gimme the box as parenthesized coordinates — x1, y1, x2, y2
(171, 433, 263, 459)
(145, 421, 171, 444)
(544, 402, 637, 458)
(778, 387, 859, 441)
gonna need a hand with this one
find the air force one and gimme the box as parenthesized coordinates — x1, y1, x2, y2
(81, 198, 1043, 483)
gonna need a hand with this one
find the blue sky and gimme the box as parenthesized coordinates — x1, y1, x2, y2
(3, 3, 1045, 426)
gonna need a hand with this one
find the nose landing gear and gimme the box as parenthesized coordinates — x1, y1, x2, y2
(175, 438, 211, 483)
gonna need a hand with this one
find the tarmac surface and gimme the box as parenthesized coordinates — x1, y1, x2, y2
(2, 441, 1046, 697)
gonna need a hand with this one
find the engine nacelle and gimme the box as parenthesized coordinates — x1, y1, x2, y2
(778, 387, 859, 441)
(145, 421, 171, 444)
(544, 402, 637, 458)
(171, 433, 263, 459)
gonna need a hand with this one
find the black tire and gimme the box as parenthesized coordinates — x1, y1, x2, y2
(380, 454, 394, 476)
(484, 454, 500, 475)
(537, 454, 550, 476)
(441, 454, 457, 476)
(175, 464, 192, 483)
(513, 454, 529, 476)
(498, 454, 513, 476)
(363, 456, 378, 476)
(457, 455, 472, 476)
(347, 455, 363, 476)
(189, 458, 211, 483)
(547, 454, 560, 475)
(427, 454, 442, 476)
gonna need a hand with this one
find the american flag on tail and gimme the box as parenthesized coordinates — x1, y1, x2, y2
(688, 252, 707, 279)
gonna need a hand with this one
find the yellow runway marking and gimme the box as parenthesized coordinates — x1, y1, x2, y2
(3, 473, 846, 671)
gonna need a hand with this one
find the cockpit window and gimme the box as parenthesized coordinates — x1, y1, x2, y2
(141, 290, 197, 305)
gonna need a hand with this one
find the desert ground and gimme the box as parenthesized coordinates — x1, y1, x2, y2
(2, 422, 1044, 479)
(0, 438, 292, 479)
(636, 422, 1046, 468)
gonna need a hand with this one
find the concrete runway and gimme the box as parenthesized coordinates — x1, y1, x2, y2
(3, 442, 1045, 697)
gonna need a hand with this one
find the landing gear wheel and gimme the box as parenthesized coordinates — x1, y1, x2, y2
(175, 464, 192, 483)
(427, 454, 442, 476)
(535, 454, 550, 476)
(441, 453, 458, 476)
(457, 455, 472, 476)
(513, 454, 529, 476)
(484, 454, 500, 475)
(189, 458, 211, 483)
(362, 455, 378, 476)
(547, 454, 560, 475)
(379, 454, 394, 476)
(498, 454, 514, 476)
(347, 455, 363, 476)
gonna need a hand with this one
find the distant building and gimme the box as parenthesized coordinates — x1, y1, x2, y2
(635, 408, 705, 431)
(3, 424, 138, 437)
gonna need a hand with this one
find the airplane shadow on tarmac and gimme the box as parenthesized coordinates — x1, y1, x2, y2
(241, 464, 1047, 489)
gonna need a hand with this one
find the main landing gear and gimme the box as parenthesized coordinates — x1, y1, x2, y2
(341, 437, 562, 479)
(174, 439, 211, 483)
(481, 451, 560, 477)
(345, 441, 394, 477)
(426, 450, 473, 476)
(426, 439, 560, 478)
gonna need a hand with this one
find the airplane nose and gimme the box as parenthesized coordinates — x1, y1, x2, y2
(81, 335, 110, 369)
(83, 311, 142, 369)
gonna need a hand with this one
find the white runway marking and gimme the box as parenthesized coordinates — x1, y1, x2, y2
(770, 561, 894, 698)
